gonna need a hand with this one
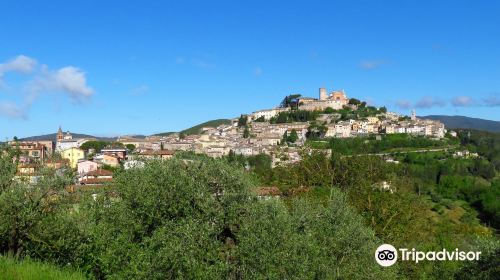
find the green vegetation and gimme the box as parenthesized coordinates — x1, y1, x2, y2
(238, 114, 248, 127)
(79, 140, 124, 153)
(1, 128, 498, 279)
(280, 94, 301, 108)
(270, 110, 320, 123)
(320, 133, 459, 155)
(155, 119, 232, 136)
(153, 131, 176, 137)
(253, 115, 265, 122)
(0, 255, 85, 280)
(306, 122, 327, 140)
(243, 126, 250, 138)
(182, 119, 232, 135)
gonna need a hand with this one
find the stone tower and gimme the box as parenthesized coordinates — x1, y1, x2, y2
(319, 88, 328, 100)
(57, 126, 64, 142)
(411, 110, 416, 121)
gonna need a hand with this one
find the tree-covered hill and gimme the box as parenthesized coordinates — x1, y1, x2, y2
(422, 115, 500, 132)
(154, 118, 232, 136)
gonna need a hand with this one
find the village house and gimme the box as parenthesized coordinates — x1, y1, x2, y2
(77, 160, 99, 176)
(101, 148, 127, 160)
(12, 142, 47, 161)
(61, 147, 85, 168)
(138, 150, 175, 159)
(80, 169, 113, 185)
(94, 154, 120, 167)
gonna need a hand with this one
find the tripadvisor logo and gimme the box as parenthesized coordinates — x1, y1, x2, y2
(375, 244, 481, 267)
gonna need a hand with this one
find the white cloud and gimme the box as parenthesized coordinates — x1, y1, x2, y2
(28, 65, 94, 103)
(0, 55, 37, 77)
(0, 55, 95, 119)
(0, 102, 27, 120)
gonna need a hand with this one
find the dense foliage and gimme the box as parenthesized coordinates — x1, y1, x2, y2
(270, 110, 320, 123)
(322, 133, 458, 155)
(0, 129, 498, 279)
(0, 154, 394, 279)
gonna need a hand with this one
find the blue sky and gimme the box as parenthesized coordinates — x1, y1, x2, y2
(1, 0, 499, 139)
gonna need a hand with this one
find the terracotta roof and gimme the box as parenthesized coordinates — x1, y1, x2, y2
(81, 178, 113, 184)
(86, 169, 113, 176)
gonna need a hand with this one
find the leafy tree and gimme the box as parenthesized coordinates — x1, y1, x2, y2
(243, 126, 250, 138)
(348, 98, 361, 105)
(281, 131, 288, 145)
(0, 145, 18, 192)
(324, 107, 335, 114)
(237, 115, 248, 127)
(288, 129, 298, 143)
(125, 143, 136, 151)
(280, 94, 301, 108)
(79, 141, 109, 153)
(254, 116, 265, 122)
(306, 122, 327, 140)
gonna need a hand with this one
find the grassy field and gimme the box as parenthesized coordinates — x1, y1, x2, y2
(0, 255, 86, 280)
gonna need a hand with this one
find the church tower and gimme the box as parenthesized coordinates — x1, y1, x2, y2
(57, 126, 64, 142)
(411, 110, 416, 121)
(319, 88, 328, 100)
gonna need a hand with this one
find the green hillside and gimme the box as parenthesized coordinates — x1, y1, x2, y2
(181, 119, 232, 135)
(154, 119, 232, 136)
(0, 256, 86, 280)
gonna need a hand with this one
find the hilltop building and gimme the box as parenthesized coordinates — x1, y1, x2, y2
(298, 88, 349, 111)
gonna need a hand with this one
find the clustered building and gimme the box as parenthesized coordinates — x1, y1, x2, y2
(149, 87, 445, 165)
(9, 86, 447, 178)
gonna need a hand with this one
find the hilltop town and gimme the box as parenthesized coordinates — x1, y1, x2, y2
(8, 86, 448, 187)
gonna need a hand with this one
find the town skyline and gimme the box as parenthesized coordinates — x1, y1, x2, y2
(1, 1, 500, 139)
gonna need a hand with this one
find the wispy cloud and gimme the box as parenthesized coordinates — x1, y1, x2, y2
(483, 94, 500, 107)
(451, 96, 474, 107)
(395, 94, 500, 109)
(130, 85, 149, 95)
(0, 55, 37, 78)
(396, 99, 412, 109)
(360, 60, 386, 70)
(174, 56, 216, 69)
(254, 67, 262, 76)
(192, 58, 215, 69)
(175, 57, 185, 64)
(414, 96, 445, 108)
(0, 55, 94, 119)
(0, 101, 27, 120)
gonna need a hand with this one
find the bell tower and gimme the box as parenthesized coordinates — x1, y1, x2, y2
(57, 126, 64, 142)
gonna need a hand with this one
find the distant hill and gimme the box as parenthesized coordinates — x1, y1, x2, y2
(20, 133, 117, 142)
(153, 131, 176, 137)
(421, 115, 500, 132)
(153, 119, 232, 136)
(181, 119, 232, 135)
